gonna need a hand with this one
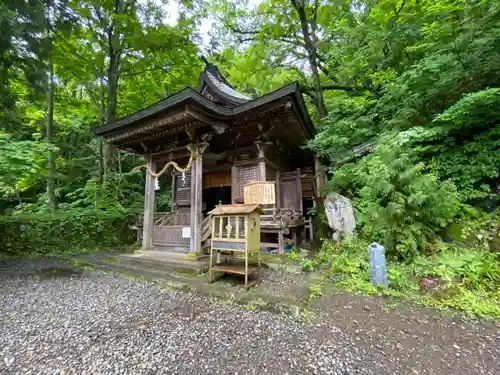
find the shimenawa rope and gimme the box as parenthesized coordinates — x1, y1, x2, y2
(132, 143, 208, 178)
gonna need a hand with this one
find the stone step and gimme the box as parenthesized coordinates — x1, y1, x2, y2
(107, 251, 209, 274)
(78, 258, 205, 287)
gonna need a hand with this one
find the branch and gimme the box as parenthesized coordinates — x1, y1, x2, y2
(120, 66, 169, 77)
(277, 36, 304, 46)
(222, 20, 260, 36)
(383, 0, 407, 57)
(221, 18, 304, 47)
(300, 84, 365, 92)
(318, 62, 339, 82)
(302, 90, 317, 101)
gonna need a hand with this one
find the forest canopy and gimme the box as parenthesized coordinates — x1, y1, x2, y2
(0, 0, 499, 260)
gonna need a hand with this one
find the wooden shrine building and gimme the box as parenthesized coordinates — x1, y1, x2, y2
(94, 62, 323, 254)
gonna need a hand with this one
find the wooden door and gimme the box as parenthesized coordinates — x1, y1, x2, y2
(279, 169, 302, 212)
(172, 171, 191, 210)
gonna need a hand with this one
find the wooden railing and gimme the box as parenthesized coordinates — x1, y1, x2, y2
(201, 215, 212, 242)
(137, 212, 191, 226)
(152, 225, 189, 247)
(201, 215, 212, 253)
(260, 207, 303, 227)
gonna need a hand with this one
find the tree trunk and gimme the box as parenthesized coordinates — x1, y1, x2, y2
(97, 78, 106, 186)
(103, 1, 125, 180)
(291, 0, 327, 118)
(103, 56, 119, 180)
(46, 4, 58, 212)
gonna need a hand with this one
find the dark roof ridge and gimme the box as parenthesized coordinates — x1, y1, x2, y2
(94, 81, 314, 138)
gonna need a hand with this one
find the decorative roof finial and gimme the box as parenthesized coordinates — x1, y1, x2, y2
(200, 55, 210, 66)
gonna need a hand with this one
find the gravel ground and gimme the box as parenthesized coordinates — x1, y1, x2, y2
(1, 258, 499, 375)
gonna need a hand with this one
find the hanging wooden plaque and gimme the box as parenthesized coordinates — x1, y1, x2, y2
(244, 181, 276, 204)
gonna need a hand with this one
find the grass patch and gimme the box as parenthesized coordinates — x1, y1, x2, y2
(315, 236, 500, 320)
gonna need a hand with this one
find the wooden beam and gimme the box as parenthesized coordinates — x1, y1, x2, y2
(105, 111, 190, 143)
(185, 106, 229, 134)
(142, 156, 156, 250)
(171, 171, 177, 212)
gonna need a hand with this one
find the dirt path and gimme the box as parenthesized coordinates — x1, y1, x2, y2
(312, 292, 499, 374)
(0, 258, 498, 375)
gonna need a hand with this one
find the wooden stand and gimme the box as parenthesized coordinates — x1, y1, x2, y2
(209, 248, 261, 289)
(207, 204, 263, 288)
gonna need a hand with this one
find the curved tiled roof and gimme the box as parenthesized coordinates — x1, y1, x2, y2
(93, 62, 315, 140)
(205, 71, 251, 101)
(196, 63, 251, 106)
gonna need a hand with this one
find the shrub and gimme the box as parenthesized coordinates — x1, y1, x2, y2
(330, 131, 459, 259)
(317, 236, 500, 318)
(301, 259, 315, 272)
(0, 207, 137, 258)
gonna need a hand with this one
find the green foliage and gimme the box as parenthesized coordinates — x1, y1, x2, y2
(318, 235, 500, 318)
(305, 0, 500, 258)
(287, 250, 298, 261)
(425, 89, 500, 201)
(205, 0, 500, 320)
(0, 0, 202, 254)
(330, 133, 459, 258)
(0, 0, 498, 272)
(447, 208, 500, 251)
(308, 276, 324, 301)
(300, 258, 315, 272)
(0, 132, 51, 196)
(0, 208, 137, 258)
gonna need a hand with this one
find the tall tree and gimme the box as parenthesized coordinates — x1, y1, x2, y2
(62, 0, 201, 180)
(45, 0, 58, 212)
(207, 0, 364, 118)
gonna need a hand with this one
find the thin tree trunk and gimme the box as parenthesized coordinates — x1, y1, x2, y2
(117, 149, 122, 197)
(98, 77, 106, 185)
(46, 3, 58, 212)
(98, 136, 104, 186)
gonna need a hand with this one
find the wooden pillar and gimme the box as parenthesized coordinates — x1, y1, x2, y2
(142, 156, 156, 250)
(255, 141, 267, 181)
(171, 171, 176, 210)
(275, 170, 281, 210)
(296, 167, 303, 214)
(278, 229, 284, 255)
(231, 163, 238, 203)
(189, 143, 205, 253)
(189, 156, 197, 252)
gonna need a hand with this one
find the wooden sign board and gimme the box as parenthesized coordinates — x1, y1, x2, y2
(244, 181, 276, 204)
(182, 227, 191, 238)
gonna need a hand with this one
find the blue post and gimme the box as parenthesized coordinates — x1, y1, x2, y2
(368, 243, 388, 289)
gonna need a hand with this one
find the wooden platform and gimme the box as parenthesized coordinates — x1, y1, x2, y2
(211, 263, 259, 275)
